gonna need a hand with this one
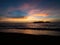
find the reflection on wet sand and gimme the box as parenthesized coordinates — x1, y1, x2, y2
(0, 29, 60, 36)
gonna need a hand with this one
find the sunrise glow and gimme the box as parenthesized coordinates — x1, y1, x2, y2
(0, 16, 57, 23)
(0, 0, 60, 22)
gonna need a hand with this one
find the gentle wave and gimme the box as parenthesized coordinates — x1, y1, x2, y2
(0, 29, 60, 36)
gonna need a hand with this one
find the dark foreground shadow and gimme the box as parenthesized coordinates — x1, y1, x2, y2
(0, 32, 60, 43)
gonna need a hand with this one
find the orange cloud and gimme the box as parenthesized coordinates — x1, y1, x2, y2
(0, 16, 39, 22)
(0, 17, 59, 23)
(32, 13, 48, 17)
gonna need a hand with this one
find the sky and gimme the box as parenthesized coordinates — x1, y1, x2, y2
(0, 0, 60, 22)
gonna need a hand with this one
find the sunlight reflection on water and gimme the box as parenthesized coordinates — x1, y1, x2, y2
(26, 23, 60, 28)
(0, 29, 60, 36)
(0, 23, 60, 36)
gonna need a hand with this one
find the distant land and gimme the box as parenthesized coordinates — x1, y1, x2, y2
(33, 21, 51, 23)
